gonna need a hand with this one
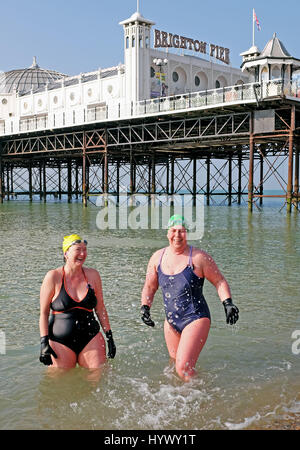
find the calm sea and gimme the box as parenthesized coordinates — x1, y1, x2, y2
(0, 198, 299, 430)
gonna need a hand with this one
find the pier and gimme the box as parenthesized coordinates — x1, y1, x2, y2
(0, 79, 299, 212)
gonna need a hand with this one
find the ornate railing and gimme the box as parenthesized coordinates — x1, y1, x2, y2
(0, 79, 299, 137)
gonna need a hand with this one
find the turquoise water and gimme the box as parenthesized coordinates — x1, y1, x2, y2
(0, 200, 299, 430)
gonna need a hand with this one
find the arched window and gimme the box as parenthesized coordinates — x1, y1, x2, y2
(172, 67, 187, 94)
(215, 76, 227, 88)
(195, 72, 208, 90)
(271, 66, 281, 80)
(261, 67, 269, 82)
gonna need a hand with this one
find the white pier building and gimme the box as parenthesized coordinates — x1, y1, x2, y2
(0, 8, 300, 136)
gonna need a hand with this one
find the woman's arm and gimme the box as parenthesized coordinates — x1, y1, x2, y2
(195, 250, 231, 302)
(195, 250, 239, 324)
(141, 251, 160, 307)
(39, 270, 56, 337)
(140, 251, 160, 327)
(92, 269, 111, 333)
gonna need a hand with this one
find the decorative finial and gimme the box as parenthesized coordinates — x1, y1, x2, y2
(30, 56, 39, 68)
(137, 0, 139, 13)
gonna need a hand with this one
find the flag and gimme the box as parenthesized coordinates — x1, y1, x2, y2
(253, 9, 261, 31)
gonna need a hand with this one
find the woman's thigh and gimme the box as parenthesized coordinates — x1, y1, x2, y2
(164, 319, 181, 359)
(49, 339, 77, 368)
(78, 332, 106, 369)
(176, 318, 210, 371)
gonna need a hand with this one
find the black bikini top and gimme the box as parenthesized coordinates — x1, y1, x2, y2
(50, 267, 97, 312)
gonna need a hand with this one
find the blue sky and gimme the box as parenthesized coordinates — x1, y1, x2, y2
(1, 0, 299, 76)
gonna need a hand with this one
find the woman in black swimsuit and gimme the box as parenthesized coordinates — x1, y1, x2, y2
(39, 234, 116, 369)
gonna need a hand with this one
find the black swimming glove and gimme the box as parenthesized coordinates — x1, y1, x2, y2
(223, 298, 239, 325)
(141, 305, 155, 327)
(39, 335, 57, 366)
(105, 330, 116, 359)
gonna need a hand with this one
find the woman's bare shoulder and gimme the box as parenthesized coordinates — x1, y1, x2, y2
(43, 267, 63, 282)
(192, 248, 215, 264)
(83, 266, 101, 281)
(150, 248, 166, 266)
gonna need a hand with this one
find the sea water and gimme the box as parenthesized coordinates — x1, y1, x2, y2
(0, 200, 299, 430)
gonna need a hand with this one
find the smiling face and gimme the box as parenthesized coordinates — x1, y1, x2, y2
(167, 225, 187, 251)
(65, 242, 87, 266)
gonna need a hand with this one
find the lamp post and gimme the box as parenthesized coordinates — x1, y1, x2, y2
(153, 58, 168, 97)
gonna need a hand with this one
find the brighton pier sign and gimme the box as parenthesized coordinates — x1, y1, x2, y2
(154, 29, 230, 65)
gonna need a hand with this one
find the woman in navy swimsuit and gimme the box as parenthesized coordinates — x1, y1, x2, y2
(39, 234, 116, 369)
(141, 216, 239, 382)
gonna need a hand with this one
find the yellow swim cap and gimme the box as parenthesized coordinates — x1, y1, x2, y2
(62, 234, 85, 254)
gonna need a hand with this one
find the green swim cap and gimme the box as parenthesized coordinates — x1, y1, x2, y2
(167, 215, 188, 229)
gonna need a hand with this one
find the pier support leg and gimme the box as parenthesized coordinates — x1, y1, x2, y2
(193, 157, 197, 207)
(10, 165, 13, 199)
(104, 144, 108, 206)
(39, 163, 43, 201)
(206, 156, 210, 206)
(130, 148, 135, 196)
(148, 157, 151, 205)
(287, 106, 295, 213)
(28, 161, 32, 202)
(75, 160, 79, 199)
(294, 141, 299, 208)
(170, 156, 174, 206)
(82, 148, 87, 207)
(248, 135, 254, 212)
(43, 161, 47, 202)
(116, 160, 120, 205)
(28, 162, 32, 201)
(151, 151, 156, 206)
(228, 155, 232, 206)
(58, 162, 62, 200)
(259, 148, 264, 207)
(67, 159, 72, 203)
(6, 164, 10, 201)
(238, 150, 242, 205)
(166, 157, 170, 196)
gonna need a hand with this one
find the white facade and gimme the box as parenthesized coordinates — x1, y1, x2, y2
(0, 9, 250, 136)
(120, 10, 248, 100)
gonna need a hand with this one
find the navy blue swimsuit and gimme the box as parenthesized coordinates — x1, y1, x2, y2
(157, 246, 210, 333)
(48, 268, 100, 355)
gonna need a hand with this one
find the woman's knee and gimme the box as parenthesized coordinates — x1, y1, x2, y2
(175, 358, 196, 381)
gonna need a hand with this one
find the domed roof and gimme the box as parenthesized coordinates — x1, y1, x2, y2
(0, 57, 67, 95)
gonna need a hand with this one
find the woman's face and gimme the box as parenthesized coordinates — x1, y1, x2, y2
(167, 225, 187, 250)
(65, 243, 87, 266)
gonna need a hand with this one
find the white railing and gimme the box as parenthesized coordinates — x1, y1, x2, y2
(1, 79, 299, 137)
(19, 116, 48, 132)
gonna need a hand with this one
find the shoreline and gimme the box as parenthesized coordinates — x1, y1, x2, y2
(252, 413, 300, 430)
